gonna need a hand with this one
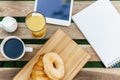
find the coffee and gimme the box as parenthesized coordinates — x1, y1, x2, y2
(1, 36, 33, 60)
(3, 38, 24, 59)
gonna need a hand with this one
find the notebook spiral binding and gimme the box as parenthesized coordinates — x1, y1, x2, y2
(108, 57, 120, 68)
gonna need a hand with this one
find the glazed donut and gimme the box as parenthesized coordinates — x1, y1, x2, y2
(31, 55, 50, 80)
(43, 52, 65, 80)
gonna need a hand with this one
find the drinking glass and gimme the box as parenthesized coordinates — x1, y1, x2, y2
(25, 12, 46, 38)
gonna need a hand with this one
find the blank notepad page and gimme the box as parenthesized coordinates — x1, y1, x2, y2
(72, 0, 120, 67)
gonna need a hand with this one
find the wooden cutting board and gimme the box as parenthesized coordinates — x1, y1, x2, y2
(13, 29, 91, 80)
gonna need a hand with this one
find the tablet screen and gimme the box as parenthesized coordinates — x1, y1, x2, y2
(35, 0, 71, 20)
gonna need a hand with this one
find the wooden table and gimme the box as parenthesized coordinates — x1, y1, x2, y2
(0, 0, 120, 80)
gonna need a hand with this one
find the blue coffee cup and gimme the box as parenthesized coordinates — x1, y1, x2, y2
(0, 36, 33, 60)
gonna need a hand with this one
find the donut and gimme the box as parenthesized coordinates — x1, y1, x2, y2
(31, 55, 51, 80)
(43, 52, 65, 80)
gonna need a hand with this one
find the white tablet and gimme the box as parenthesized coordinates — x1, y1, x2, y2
(34, 0, 73, 26)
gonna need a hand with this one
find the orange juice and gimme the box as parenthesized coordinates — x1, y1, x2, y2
(25, 12, 46, 37)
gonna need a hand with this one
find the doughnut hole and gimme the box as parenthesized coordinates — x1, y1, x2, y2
(53, 61, 58, 69)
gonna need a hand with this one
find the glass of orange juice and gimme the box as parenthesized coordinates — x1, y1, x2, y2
(25, 12, 46, 38)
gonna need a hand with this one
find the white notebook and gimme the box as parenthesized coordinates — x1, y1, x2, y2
(72, 0, 120, 67)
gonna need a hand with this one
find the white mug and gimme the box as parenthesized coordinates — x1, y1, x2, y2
(0, 36, 33, 60)
(0, 16, 17, 32)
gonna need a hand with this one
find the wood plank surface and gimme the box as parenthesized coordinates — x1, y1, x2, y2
(73, 1, 120, 15)
(0, 1, 120, 39)
(0, 68, 120, 80)
(0, 1, 120, 16)
(13, 29, 91, 80)
(74, 68, 120, 80)
(0, 1, 94, 17)
(0, 1, 119, 80)
(0, 23, 84, 39)
(0, 44, 99, 61)
(0, 1, 34, 17)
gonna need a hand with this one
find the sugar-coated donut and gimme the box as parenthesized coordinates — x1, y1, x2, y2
(43, 52, 65, 80)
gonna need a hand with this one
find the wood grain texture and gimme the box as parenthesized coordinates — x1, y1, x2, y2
(0, 68, 120, 80)
(0, 1, 119, 80)
(73, 1, 120, 15)
(0, 44, 99, 61)
(0, 23, 84, 39)
(0, 1, 120, 16)
(13, 29, 91, 80)
(74, 68, 120, 80)
(0, 1, 120, 39)
(0, 1, 34, 17)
